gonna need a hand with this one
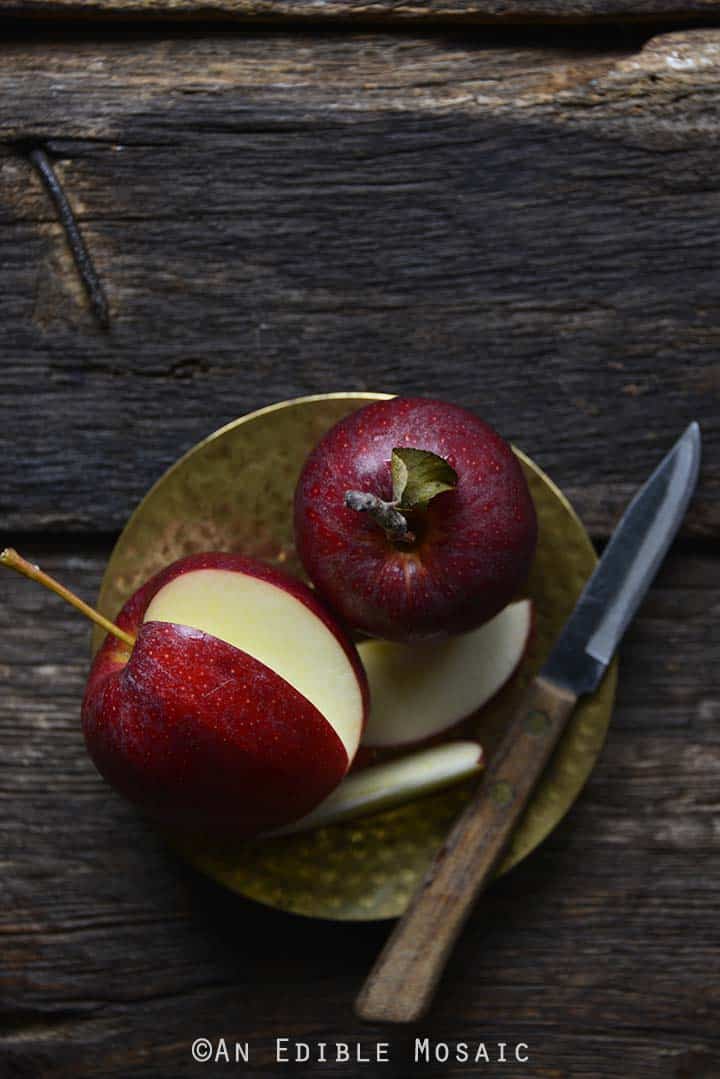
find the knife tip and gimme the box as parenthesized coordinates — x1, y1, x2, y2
(680, 422, 702, 488)
(681, 420, 701, 450)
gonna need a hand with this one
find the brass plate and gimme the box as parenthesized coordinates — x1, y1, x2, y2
(94, 392, 617, 922)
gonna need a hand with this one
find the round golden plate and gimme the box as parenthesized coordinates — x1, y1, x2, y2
(94, 392, 616, 921)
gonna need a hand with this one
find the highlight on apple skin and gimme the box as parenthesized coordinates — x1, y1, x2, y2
(82, 552, 368, 839)
(293, 397, 538, 643)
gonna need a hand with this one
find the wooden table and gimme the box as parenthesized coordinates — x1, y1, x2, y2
(1, 13, 719, 1079)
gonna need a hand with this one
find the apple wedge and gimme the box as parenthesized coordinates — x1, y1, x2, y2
(268, 740, 483, 836)
(358, 599, 532, 749)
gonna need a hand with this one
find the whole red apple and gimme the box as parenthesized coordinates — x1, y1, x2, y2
(294, 397, 537, 642)
(82, 552, 368, 839)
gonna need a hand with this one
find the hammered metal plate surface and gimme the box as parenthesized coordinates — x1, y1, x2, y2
(94, 392, 617, 921)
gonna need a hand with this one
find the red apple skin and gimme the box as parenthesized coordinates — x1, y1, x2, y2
(294, 398, 538, 643)
(82, 552, 368, 838)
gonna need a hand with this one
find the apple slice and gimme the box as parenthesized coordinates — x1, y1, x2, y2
(269, 740, 483, 836)
(358, 598, 532, 749)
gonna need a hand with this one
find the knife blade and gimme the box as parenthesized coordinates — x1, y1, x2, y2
(543, 420, 701, 695)
(355, 423, 701, 1025)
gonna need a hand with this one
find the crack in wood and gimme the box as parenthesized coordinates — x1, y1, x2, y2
(26, 147, 110, 330)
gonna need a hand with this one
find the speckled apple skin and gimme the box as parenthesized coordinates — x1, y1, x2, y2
(294, 398, 538, 642)
(82, 552, 368, 838)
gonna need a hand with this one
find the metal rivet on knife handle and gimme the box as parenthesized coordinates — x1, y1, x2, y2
(525, 709, 551, 735)
(491, 780, 515, 806)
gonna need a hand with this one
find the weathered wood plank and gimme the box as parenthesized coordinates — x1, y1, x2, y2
(0, 30, 718, 540)
(1, 544, 718, 1076)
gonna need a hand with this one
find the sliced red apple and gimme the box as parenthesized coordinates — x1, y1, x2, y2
(143, 563, 365, 765)
(81, 552, 369, 838)
(358, 598, 532, 749)
(268, 740, 484, 836)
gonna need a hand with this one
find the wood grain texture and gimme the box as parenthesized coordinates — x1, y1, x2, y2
(0, 29, 718, 539)
(1, 27, 719, 1077)
(0, 545, 718, 1076)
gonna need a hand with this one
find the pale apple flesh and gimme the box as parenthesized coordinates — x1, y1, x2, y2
(268, 740, 484, 836)
(82, 553, 368, 839)
(358, 599, 532, 749)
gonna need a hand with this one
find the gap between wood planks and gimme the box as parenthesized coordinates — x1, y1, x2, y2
(1, 16, 719, 37)
(3, 0, 720, 26)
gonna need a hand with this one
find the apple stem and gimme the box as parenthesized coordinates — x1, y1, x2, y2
(344, 491, 415, 544)
(0, 547, 136, 648)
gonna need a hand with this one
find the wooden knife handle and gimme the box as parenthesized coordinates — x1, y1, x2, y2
(355, 674, 577, 1024)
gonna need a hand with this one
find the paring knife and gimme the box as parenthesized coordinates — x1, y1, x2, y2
(355, 422, 701, 1025)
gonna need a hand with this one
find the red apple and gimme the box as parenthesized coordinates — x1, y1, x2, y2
(82, 552, 368, 839)
(294, 397, 537, 642)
